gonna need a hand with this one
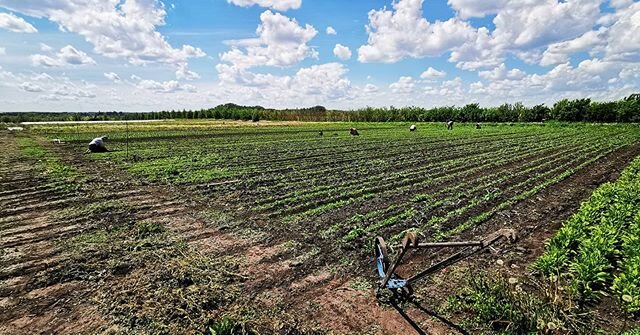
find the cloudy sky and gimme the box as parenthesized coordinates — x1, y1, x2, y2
(0, 0, 639, 112)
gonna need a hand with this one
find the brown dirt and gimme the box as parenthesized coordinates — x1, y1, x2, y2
(396, 143, 640, 333)
(2, 130, 639, 335)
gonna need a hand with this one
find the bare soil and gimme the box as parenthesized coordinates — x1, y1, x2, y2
(1, 132, 639, 335)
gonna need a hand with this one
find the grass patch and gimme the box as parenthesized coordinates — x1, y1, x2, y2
(16, 136, 82, 191)
(447, 273, 595, 334)
(128, 156, 235, 184)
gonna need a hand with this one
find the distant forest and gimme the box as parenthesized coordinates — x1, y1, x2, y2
(2, 94, 639, 124)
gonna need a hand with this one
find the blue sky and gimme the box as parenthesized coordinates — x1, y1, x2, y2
(0, 0, 638, 112)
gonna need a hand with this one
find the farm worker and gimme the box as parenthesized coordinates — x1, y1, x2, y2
(475, 122, 481, 129)
(409, 125, 417, 132)
(350, 128, 360, 136)
(447, 121, 454, 130)
(319, 130, 324, 136)
(87, 136, 109, 153)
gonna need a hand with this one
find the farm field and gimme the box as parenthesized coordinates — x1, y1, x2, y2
(2, 120, 640, 334)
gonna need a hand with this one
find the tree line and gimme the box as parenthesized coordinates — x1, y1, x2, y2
(2, 94, 639, 124)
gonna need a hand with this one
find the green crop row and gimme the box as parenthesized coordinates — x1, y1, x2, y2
(534, 155, 640, 312)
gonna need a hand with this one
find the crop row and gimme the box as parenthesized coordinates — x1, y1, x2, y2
(342, 135, 624, 244)
(534, 155, 640, 312)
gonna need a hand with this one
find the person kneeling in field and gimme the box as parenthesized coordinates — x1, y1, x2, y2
(350, 128, 360, 136)
(410, 124, 417, 132)
(86, 136, 109, 153)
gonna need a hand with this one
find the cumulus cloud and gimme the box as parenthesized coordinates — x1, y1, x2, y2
(104, 72, 121, 83)
(175, 63, 200, 80)
(478, 64, 526, 81)
(7, 72, 98, 100)
(540, 28, 607, 66)
(220, 10, 317, 69)
(226, 0, 301, 11)
(333, 44, 351, 61)
(389, 76, 415, 93)
(0, 0, 205, 65)
(52, 84, 96, 99)
(363, 83, 378, 93)
(19, 82, 43, 92)
(420, 67, 446, 80)
(447, 0, 506, 19)
(603, 2, 640, 62)
(358, 0, 476, 63)
(326, 26, 337, 35)
(31, 45, 96, 67)
(138, 79, 197, 93)
(0, 12, 37, 33)
(216, 62, 352, 102)
(448, 0, 608, 69)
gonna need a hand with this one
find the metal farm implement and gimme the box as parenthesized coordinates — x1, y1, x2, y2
(374, 229, 517, 300)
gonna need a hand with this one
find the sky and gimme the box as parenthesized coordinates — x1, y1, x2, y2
(0, 0, 639, 112)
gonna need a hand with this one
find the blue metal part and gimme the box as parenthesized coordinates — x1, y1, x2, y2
(376, 244, 408, 289)
(376, 250, 386, 278)
(386, 277, 408, 289)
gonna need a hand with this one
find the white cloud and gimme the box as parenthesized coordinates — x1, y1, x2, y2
(448, 0, 608, 69)
(130, 74, 141, 81)
(491, 1, 603, 50)
(447, 0, 506, 19)
(420, 67, 446, 80)
(540, 28, 607, 66)
(39, 43, 53, 52)
(6, 72, 98, 100)
(326, 26, 337, 35)
(0, 0, 205, 65)
(333, 44, 351, 61)
(0, 47, 5, 55)
(104, 72, 121, 83)
(138, 79, 197, 93)
(449, 27, 503, 70)
(358, 0, 476, 63)
(389, 76, 415, 93)
(52, 84, 96, 99)
(363, 83, 379, 93)
(175, 63, 200, 80)
(220, 10, 317, 69)
(226, 0, 301, 11)
(478, 64, 526, 81)
(216, 62, 352, 102)
(603, 2, 640, 62)
(0, 12, 37, 33)
(31, 45, 96, 67)
(19, 82, 43, 92)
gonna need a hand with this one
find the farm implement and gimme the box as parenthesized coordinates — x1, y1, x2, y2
(374, 229, 517, 300)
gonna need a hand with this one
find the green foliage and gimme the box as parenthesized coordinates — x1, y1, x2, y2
(552, 98, 591, 122)
(535, 156, 640, 312)
(15, 136, 81, 190)
(448, 274, 579, 334)
(3, 93, 639, 123)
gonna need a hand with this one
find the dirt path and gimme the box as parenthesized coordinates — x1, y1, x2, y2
(0, 133, 108, 334)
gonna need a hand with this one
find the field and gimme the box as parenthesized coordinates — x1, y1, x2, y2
(2, 120, 640, 334)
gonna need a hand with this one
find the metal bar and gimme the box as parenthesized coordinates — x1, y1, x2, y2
(380, 246, 409, 289)
(391, 241, 484, 249)
(406, 232, 512, 284)
(406, 248, 472, 284)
